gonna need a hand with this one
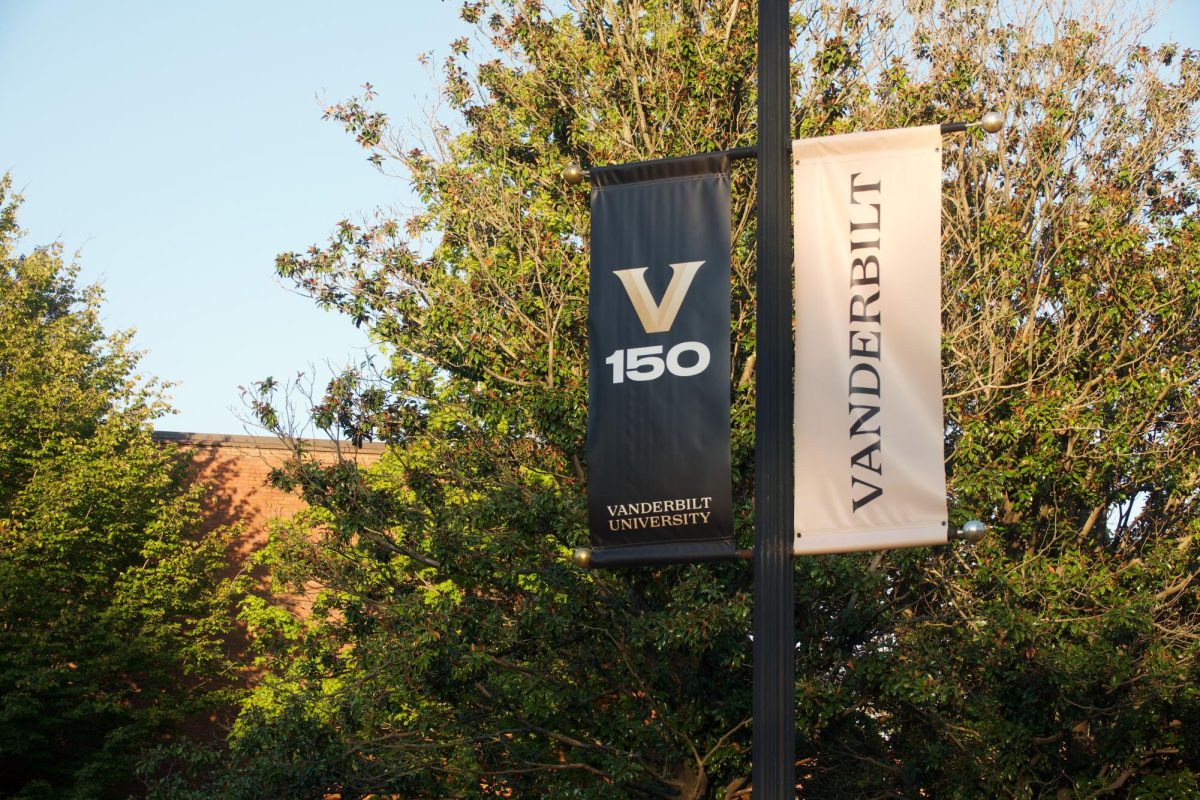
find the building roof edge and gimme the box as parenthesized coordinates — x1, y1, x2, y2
(152, 430, 387, 455)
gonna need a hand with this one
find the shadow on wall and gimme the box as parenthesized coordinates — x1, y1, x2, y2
(153, 431, 387, 616)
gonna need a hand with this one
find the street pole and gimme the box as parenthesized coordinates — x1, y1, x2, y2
(753, 0, 795, 796)
(562, 8, 1002, 794)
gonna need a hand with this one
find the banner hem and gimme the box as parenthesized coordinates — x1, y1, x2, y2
(585, 540, 738, 568)
(793, 523, 948, 555)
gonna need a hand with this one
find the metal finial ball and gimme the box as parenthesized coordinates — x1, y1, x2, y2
(958, 520, 987, 544)
(562, 162, 585, 185)
(572, 547, 592, 568)
(980, 110, 1004, 134)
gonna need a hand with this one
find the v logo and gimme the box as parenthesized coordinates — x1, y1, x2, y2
(613, 261, 705, 334)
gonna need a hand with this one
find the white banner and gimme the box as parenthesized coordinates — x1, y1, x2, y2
(793, 126, 948, 554)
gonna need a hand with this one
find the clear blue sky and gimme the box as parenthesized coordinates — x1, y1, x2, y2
(0, 0, 464, 436)
(1, 1, 1196, 437)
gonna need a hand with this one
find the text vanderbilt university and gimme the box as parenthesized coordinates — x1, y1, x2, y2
(605, 496, 716, 531)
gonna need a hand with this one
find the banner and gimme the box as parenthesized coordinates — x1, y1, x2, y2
(792, 125, 948, 554)
(586, 154, 735, 567)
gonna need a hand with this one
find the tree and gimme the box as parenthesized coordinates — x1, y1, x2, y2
(211, 1, 1199, 797)
(0, 176, 242, 799)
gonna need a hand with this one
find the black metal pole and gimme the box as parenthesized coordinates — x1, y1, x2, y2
(753, 0, 795, 796)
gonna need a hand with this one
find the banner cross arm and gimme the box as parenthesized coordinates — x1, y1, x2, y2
(572, 521, 986, 567)
(561, 111, 1004, 185)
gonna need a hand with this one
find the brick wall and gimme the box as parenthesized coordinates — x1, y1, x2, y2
(153, 431, 386, 612)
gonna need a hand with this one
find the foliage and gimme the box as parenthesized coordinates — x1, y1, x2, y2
(0, 176, 243, 799)
(202, 1, 1199, 797)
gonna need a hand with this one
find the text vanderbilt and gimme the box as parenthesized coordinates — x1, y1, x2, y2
(848, 172, 883, 511)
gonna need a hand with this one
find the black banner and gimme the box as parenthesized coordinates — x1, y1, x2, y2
(586, 153, 735, 567)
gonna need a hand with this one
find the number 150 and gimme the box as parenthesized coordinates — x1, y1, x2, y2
(604, 342, 711, 384)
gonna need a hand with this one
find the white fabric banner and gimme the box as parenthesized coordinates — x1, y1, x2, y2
(792, 125, 948, 554)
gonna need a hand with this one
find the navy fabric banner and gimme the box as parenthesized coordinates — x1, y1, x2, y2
(586, 153, 735, 567)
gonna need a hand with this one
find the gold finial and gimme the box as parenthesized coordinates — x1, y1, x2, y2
(980, 110, 1004, 134)
(562, 162, 586, 185)
(955, 520, 987, 544)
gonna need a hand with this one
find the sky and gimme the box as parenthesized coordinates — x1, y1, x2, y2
(1, 1, 1197, 438)
(0, 0, 464, 436)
